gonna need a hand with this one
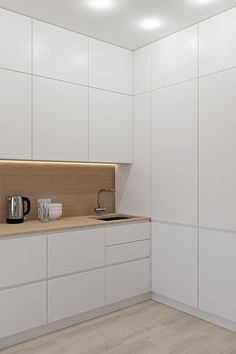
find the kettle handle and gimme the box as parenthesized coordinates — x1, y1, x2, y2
(23, 197, 31, 216)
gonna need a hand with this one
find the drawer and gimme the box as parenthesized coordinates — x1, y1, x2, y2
(106, 258, 150, 304)
(106, 240, 150, 265)
(0, 236, 47, 289)
(48, 268, 105, 322)
(0, 282, 47, 339)
(106, 222, 150, 246)
(48, 228, 105, 277)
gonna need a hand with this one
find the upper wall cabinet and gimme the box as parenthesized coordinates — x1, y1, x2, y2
(152, 80, 198, 226)
(199, 68, 236, 231)
(0, 8, 31, 73)
(33, 20, 88, 85)
(134, 45, 152, 95)
(199, 8, 236, 77)
(152, 25, 198, 89)
(89, 88, 132, 163)
(89, 39, 132, 94)
(33, 77, 88, 162)
(0, 69, 31, 160)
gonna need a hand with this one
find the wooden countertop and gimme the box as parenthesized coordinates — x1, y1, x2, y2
(0, 214, 151, 238)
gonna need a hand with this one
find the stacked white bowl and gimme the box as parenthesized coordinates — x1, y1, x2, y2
(48, 203, 62, 220)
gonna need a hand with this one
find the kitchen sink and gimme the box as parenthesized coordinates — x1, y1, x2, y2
(96, 216, 131, 221)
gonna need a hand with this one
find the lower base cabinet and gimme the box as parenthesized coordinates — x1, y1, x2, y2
(48, 268, 105, 322)
(0, 282, 47, 339)
(106, 258, 150, 304)
(199, 229, 236, 322)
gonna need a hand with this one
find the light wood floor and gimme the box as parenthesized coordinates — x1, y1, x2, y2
(2, 301, 236, 354)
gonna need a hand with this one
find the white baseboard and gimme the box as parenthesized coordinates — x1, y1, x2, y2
(0, 293, 151, 350)
(152, 292, 236, 332)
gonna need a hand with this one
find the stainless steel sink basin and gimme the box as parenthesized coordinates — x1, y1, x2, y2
(96, 216, 131, 222)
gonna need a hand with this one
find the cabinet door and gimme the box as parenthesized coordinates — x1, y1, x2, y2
(199, 69, 236, 231)
(152, 25, 198, 89)
(134, 46, 152, 95)
(152, 80, 198, 225)
(199, 229, 236, 322)
(0, 236, 47, 289)
(0, 69, 31, 160)
(33, 20, 88, 85)
(106, 258, 150, 304)
(106, 222, 150, 246)
(48, 228, 105, 277)
(48, 269, 105, 322)
(0, 8, 31, 73)
(89, 38, 132, 94)
(152, 222, 198, 307)
(0, 282, 47, 339)
(89, 88, 132, 163)
(199, 7, 236, 76)
(106, 240, 150, 265)
(33, 77, 88, 162)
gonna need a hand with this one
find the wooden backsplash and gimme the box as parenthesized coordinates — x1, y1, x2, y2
(0, 161, 115, 223)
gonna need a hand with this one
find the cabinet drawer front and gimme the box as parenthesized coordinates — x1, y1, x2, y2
(48, 269, 105, 322)
(0, 282, 47, 339)
(106, 222, 150, 246)
(106, 240, 150, 265)
(106, 258, 150, 304)
(48, 228, 105, 277)
(0, 236, 47, 289)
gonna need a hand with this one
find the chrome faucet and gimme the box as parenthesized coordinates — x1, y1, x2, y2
(95, 188, 116, 216)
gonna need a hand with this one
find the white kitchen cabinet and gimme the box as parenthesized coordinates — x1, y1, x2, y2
(33, 20, 88, 85)
(199, 7, 236, 77)
(89, 39, 132, 94)
(116, 93, 152, 216)
(152, 222, 198, 307)
(152, 80, 198, 225)
(199, 229, 236, 322)
(199, 69, 236, 231)
(152, 25, 198, 89)
(106, 258, 150, 304)
(0, 8, 31, 73)
(89, 88, 132, 163)
(133, 46, 152, 95)
(0, 236, 47, 289)
(48, 269, 105, 322)
(106, 222, 150, 246)
(33, 76, 88, 162)
(0, 282, 47, 339)
(48, 228, 105, 277)
(0, 69, 31, 160)
(106, 240, 150, 265)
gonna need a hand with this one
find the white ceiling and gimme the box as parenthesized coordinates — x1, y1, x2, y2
(0, 0, 235, 50)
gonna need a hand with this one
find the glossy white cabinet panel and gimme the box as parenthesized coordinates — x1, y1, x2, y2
(152, 222, 198, 307)
(134, 45, 152, 94)
(152, 80, 198, 225)
(0, 236, 47, 289)
(106, 258, 150, 304)
(33, 20, 88, 84)
(0, 282, 47, 339)
(0, 69, 31, 160)
(89, 88, 132, 163)
(199, 8, 236, 76)
(106, 240, 150, 265)
(48, 269, 105, 322)
(199, 229, 236, 322)
(152, 25, 198, 89)
(116, 93, 151, 215)
(89, 39, 132, 94)
(199, 69, 236, 231)
(48, 228, 105, 277)
(106, 222, 150, 246)
(33, 77, 88, 162)
(0, 8, 31, 73)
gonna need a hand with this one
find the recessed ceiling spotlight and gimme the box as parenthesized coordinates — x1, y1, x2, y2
(139, 18, 164, 30)
(87, 0, 115, 11)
